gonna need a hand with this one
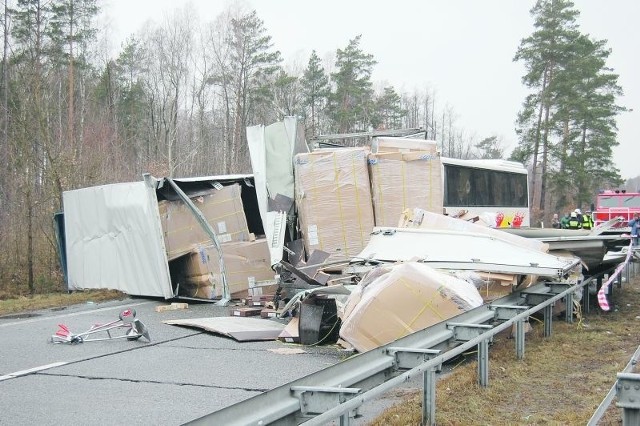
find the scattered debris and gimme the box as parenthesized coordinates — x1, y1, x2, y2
(164, 317, 285, 341)
(50, 309, 150, 344)
(155, 302, 189, 313)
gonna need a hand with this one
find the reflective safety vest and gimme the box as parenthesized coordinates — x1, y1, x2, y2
(568, 218, 581, 229)
(582, 214, 594, 230)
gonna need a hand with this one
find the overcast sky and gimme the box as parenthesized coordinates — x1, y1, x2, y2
(101, 0, 639, 181)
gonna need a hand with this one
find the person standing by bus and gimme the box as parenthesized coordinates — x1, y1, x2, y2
(567, 211, 581, 229)
(574, 208, 583, 224)
(551, 213, 561, 229)
(581, 210, 594, 230)
(629, 214, 640, 246)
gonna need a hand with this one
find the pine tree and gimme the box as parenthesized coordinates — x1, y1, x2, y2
(371, 86, 406, 131)
(513, 0, 624, 220)
(227, 9, 281, 170)
(329, 35, 377, 133)
(300, 50, 329, 138)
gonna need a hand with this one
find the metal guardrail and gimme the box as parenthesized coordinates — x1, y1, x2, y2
(186, 263, 628, 426)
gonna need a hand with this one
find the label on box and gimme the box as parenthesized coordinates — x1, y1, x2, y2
(217, 221, 227, 233)
(218, 233, 232, 243)
(249, 287, 263, 297)
(307, 224, 319, 246)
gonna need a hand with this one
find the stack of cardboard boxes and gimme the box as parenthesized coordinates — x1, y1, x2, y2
(158, 183, 276, 300)
(368, 138, 443, 227)
(293, 140, 443, 263)
(294, 148, 375, 262)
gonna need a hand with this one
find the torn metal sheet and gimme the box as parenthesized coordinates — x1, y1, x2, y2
(164, 317, 285, 341)
(247, 117, 308, 266)
(500, 227, 629, 271)
(353, 227, 581, 278)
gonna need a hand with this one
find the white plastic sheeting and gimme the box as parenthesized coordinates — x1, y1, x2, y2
(64, 181, 174, 299)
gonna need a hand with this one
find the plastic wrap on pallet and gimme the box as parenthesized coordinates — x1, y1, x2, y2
(294, 147, 375, 262)
(339, 262, 483, 353)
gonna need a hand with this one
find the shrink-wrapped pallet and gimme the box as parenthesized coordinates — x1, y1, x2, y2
(368, 148, 443, 227)
(294, 148, 375, 262)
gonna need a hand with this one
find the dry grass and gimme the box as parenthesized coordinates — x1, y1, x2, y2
(0, 289, 127, 317)
(369, 276, 640, 425)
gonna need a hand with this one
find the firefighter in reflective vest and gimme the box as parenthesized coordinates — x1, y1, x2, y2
(567, 211, 581, 229)
(582, 210, 594, 230)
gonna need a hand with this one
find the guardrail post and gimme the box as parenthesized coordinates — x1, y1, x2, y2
(565, 291, 573, 324)
(543, 304, 553, 337)
(478, 339, 489, 387)
(515, 319, 525, 360)
(618, 269, 623, 289)
(583, 285, 591, 314)
(489, 305, 529, 360)
(625, 261, 630, 285)
(447, 323, 493, 388)
(616, 373, 640, 425)
(423, 368, 437, 426)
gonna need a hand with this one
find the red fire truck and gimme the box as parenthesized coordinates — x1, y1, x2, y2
(592, 189, 640, 228)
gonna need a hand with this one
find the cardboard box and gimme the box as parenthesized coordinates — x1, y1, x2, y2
(339, 262, 483, 353)
(155, 302, 189, 313)
(178, 282, 215, 299)
(158, 184, 251, 260)
(260, 308, 279, 319)
(278, 317, 300, 343)
(171, 238, 277, 299)
(294, 148, 375, 262)
(368, 150, 443, 227)
(372, 137, 439, 153)
(230, 307, 262, 317)
(247, 293, 274, 306)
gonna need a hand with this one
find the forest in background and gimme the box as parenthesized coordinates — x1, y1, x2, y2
(0, 0, 630, 296)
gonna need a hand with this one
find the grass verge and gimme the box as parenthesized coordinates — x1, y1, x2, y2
(0, 289, 127, 317)
(369, 277, 640, 425)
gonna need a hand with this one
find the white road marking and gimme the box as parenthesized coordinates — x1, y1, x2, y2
(0, 361, 68, 381)
(0, 300, 155, 328)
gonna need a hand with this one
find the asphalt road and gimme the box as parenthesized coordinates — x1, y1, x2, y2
(0, 297, 362, 425)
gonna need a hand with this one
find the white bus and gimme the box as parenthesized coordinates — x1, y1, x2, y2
(442, 157, 530, 228)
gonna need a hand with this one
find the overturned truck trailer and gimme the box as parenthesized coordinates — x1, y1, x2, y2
(59, 174, 283, 302)
(58, 118, 305, 302)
